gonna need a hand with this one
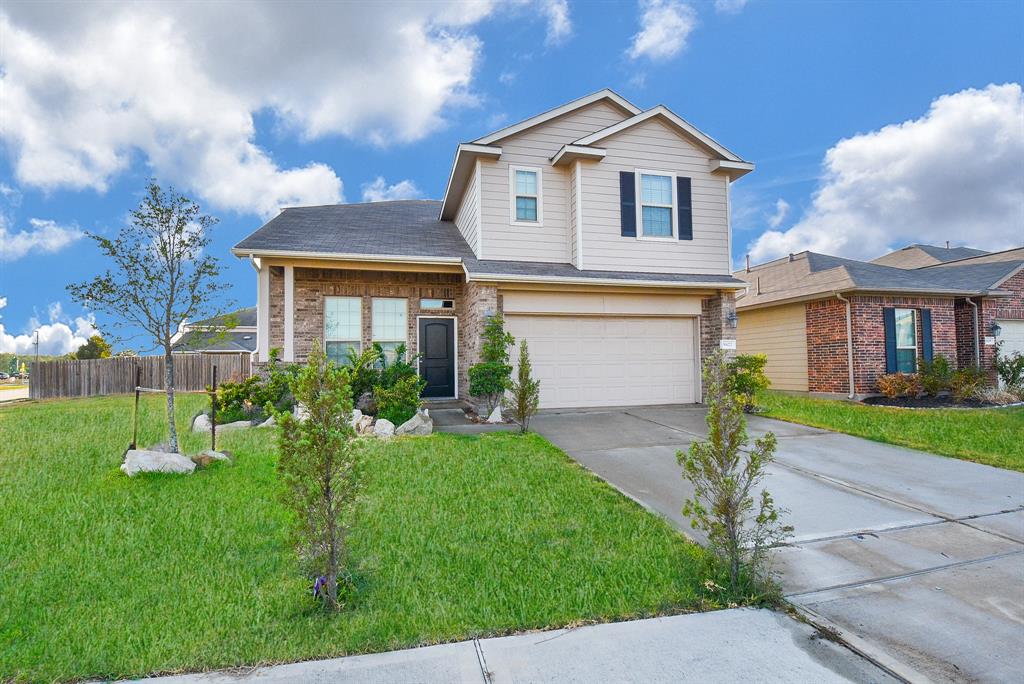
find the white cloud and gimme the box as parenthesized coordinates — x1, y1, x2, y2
(0, 2, 514, 217)
(0, 216, 83, 261)
(714, 0, 749, 14)
(767, 198, 790, 229)
(628, 0, 697, 62)
(541, 0, 572, 45)
(0, 298, 97, 355)
(361, 177, 424, 203)
(499, 71, 517, 85)
(748, 83, 1024, 262)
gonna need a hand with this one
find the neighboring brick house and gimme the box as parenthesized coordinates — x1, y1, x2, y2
(232, 89, 752, 408)
(733, 246, 1024, 397)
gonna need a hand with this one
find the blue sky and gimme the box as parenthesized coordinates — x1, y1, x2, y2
(1, 0, 1022, 354)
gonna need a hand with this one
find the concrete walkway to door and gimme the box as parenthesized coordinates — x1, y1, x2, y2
(531, 405, 1024, 684)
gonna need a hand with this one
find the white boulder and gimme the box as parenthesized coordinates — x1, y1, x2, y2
(486, 405, 503, 424)
(293, 403, 309, 422)
(350, 409, 363, 428)
(190, 450, 232, 468)
(121, 449, 196, 477)
(259, 414, 276, 428)
(191, 413, 212, 432)
(373, 418, 396, 438)
(396, 409, 433, 436)
(355, 414, 374, 435)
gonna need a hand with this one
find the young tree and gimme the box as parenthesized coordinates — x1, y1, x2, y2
(67, 181, 229, 453)
(678, 351, 792, 593)
(508, 340, 540, 433)
(74, 334, 113, 360)
(468, 312, 515, 414)
(276, 341, 360, 610)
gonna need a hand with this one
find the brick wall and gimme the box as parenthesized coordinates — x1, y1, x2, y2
(461, 281, 499, 402)
(976, 270, 1024, 380)
(954, 299, 979, 369)
(805, 298, 849, 394)
(700, 291, 738, 396)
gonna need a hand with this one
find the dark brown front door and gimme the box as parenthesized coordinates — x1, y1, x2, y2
(419, 318, 455, 398)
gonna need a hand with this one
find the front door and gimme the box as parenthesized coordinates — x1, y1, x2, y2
(419, 318, 455, 398)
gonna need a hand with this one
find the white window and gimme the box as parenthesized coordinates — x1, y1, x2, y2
(637, 171, 676, 239)
(895, 308, 917, 373)
(324, 297, 361, 364)
(372, 298, 408, 362)
(420, 298, 454, 309)
(509, 166, 543, 225)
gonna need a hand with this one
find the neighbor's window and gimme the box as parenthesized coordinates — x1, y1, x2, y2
(511, 167, 542, 224)
(372, 298, 408, 363)
(639, 173, 674, 238)
(324, 297, 361, 364)
(895, 308, 917, 373)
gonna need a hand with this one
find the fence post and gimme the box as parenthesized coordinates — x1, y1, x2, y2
(130, 364, 141, 450)
(211, 365, 218, 452)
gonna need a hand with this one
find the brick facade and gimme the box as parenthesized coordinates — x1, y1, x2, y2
(700, 291, 738, 396)
(805, 297, 850, 394)
(974, 271, 1024, 381)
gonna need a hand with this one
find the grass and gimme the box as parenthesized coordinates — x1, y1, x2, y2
(0, 395, 728, 683)
(757, 391, 1024, 472)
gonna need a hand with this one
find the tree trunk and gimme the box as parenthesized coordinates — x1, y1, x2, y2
(165, 349, 178, 453)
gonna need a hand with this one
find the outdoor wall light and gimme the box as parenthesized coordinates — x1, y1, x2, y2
(990, 322, 1002, 337)
(726, 311, 738, 327)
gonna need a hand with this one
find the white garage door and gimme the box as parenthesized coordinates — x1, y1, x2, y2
(505, 315, 697, 408)
(997, 320, 1024, 357)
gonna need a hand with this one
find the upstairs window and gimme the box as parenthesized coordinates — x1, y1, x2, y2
(895, 308, 917, 373)
(510, 166, 543, 225)
(638, 172, 675, 238)
(372, 298, 408, 363)
(324, 297, 361, 364)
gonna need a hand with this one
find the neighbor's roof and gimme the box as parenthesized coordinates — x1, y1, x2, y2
(172, 329, 257, 353)
(870, 243, 989, 269)
(923, 246, 1024, 268)
(189, 306, 257, 329)
(736, 251, 1024, 309)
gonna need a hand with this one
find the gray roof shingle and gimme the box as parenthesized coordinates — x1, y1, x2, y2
(807, 252, 1022, 292)
(172, 330, 257, 353)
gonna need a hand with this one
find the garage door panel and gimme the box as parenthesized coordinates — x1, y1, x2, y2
(506, 314, 696, 409)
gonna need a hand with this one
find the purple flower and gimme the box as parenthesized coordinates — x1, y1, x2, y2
(312, 575, 327, 598)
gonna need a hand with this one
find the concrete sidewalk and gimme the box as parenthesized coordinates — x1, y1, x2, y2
(140, 609, 895, 684)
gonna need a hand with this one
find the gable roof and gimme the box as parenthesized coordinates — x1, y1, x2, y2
(870, 243, 989, 269)
(189, 307, 257, 329)
(172, 329, 257, 353)
(472, 89, 641, 145)
(923, 246, 1024, 268)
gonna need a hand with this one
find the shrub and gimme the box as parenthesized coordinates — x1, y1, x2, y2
(875, 373, 921, 399)
(468, 312, 515, 414)
(678, 351, 792, 594)
(508, 341, 541, 433)
(917, 355, 953, 396)
(727, 354, 770, 411)
(215, 350, 299, 423)
(994, 342, 1024, 393)
(950, 366, 988, 403)
(276, 340, 360, 610)
(376, 343, 420, 390)
(345, 345, 382, 403)
(374, 374, 426, 426)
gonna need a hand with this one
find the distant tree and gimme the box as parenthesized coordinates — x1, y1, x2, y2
(508, 340, 540, 433)
(67, 181, 231, 453)
(74, 335, 113, 360)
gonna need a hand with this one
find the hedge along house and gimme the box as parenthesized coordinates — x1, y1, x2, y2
(231, 89, 754, 409)
(733, 246, 1024, 398)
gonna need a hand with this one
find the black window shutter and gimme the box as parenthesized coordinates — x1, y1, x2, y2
(619, 171, 636, 237)
(920, 309, 933, 362)
(883, 307, 897, 373)
(677, 176, 693, 240)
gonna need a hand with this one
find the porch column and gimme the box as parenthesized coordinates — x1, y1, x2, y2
(283, 265, 295, 362)
(257, 263, 270, 362)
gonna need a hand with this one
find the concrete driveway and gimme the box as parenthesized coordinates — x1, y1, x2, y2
(532, 406, 1024, 684)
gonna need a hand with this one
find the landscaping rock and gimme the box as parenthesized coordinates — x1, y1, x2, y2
(259, 414, 276, 428)
(355, 414, 374, 435)
(486, 405, 503, 424)
(293, 403, 309, 422)
(191, 413, 212, 432)
(121, 449, 196, 477)
(190, 450, 232, 468)
(396, 409, 433, 436)
(356, 391, 377, 414)
(219, 420, 253, 431)
(350, 409, 363, 427)
(373, 418, 396, 438)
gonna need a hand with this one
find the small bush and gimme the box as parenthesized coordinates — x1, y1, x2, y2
(995, 342, 1024, 393)
(950, 366, 988, 403)
(376, 343, 420, 390)
(917, 356, 952, 396)
(727, 354, 770, 411)
(508, 341, 541, 433)
(468, 313, 515, 414)
(215, 350, 299, 422)
(345, 345, 382, 403)
(875, 372, 921, 399)
(374, 374, 426, 426)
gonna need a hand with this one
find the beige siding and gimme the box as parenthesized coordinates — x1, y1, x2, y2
(581, 118, 731, 275)
(479, 100, 630, 262)
(454, 161, 480, 256)
(569, 162, 579, 266)
(736, 303, 808, 392)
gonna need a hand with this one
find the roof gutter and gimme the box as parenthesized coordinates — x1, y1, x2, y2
(465, 267, 748, 290)
(834, 292, 856, 400)
(231, 247, 462, 266)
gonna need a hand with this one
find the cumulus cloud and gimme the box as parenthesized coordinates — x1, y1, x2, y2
(0, 216, 83, 261)
(714, 0, 749, 14)
(767, 199, 790, 229)
(748, 83, 1024, 262)
(361, 177, 424, 203)
(541, 0, 572, 45)
(628, 0, 697, 62)
(0, 2, 514, 217)
(0, 297, 97, 355)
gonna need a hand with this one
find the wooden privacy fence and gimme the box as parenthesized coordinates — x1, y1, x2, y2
(29, 354, 251, 400)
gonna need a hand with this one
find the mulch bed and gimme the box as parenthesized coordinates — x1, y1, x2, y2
(862, 395, 998, 409)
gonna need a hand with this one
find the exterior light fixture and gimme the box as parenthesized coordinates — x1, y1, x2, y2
(990, 322, 1002, 337)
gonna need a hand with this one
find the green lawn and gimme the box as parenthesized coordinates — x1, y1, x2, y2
(757, 391, 1024, 472)
(0, 395, 728, 683)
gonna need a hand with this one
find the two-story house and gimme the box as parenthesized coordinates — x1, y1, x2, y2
(232, 89, 753, 408)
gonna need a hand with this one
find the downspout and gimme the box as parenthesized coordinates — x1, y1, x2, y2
(966, 298, 980, 367)
(835, 292, 855, 399)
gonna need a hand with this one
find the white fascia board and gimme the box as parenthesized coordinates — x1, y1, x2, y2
(466, 270, 748, 290)
(438, 143, 502, 221)
(574, 106, 747, 163)
(710, 159, 755, 179)
(551, 144, 606, 166)
(230, 247, 462, 266)
(472, 89, 641, 146)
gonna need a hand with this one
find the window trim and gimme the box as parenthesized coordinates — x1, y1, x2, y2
(634, 168, 677, 241)
(371, 297, 409, 360)
(509, 165, 544, 226)
(894, 307, 917, 373)
(323, 296, 362, 363)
